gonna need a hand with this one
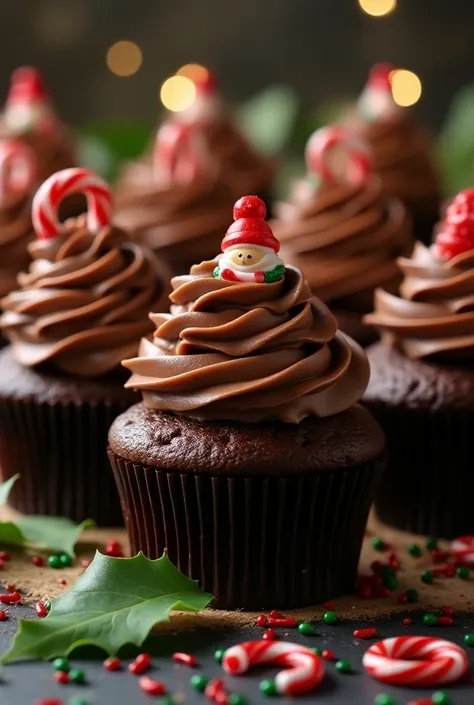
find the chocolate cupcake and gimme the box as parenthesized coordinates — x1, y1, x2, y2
(0, 167, 170, 525)
(346, 64, 442, 245)
(109, 195, 386, 609)
(364, 188, 474, 538)
(114, 69, 274, 274)
(273, 126, 412, 347)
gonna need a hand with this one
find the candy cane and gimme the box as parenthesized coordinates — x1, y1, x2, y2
(363, 636, 468, 686)
(305, 126, 372, 187)
(32, 167, 112, 240)
(0, 139, 37, 203)
(154, 121, 206, 187)
(451, 536, 474, 566)
(222, 641, 324, 695)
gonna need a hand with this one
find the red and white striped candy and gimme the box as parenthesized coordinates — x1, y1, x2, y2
(154, 121, 206, 187)
(222, 640, 324, 695)
(0, 139, 36, 203)
(305, 125, 372, 188)
(451, 536, 474, 566)
(363, 636, 468, 686)
(32, 167, 112, 240)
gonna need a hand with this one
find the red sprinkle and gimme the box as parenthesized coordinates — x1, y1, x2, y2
(322, 649, 335, 661)
(0, 610, 7, 621)
(353, 627, 377, 639)
(103, 656, 121, 672)
(35, 700, 63, 705)
(205, 678, 226, 703)
(378, 587, 391, 598)
(0, 591, 21, 604)
(432, 565, 456, 578)
(54, 670, 69, 685)
(406, 700, 433, 705)
(0, 559, 4, 570)
(357, 584, 373, 599)
(5, 584, 16, 593)
(32, 556, 45, 567)
(323, 600, 336, 610)
(57, 579, 67, 586)
(436, 616, 453, 625)
(105, 540, 122, 553)
(139, 675, 166, 696)
(267, 617, 297, 627)
(269, 609, 281, 619)
(262, 628, 275, 641)
(35, 601, 48, 618)
(403, 617, 413, 625)
(80, 559, 91, 569)
(256, 615, 267, 627)
(129, 652, 151, 674)
(398, 594, 408, 604)
(431, 549, 449, 564)
(173, 652, 197, 667)
(442, 605, 454, 616)
(0, 552, 11, 561)
(388, 554, 400, 570)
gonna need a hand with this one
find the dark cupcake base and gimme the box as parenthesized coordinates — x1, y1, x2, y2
(364, 343, 474, 539)
(0, 347, 137, 526)
(108, 403, 385, 609)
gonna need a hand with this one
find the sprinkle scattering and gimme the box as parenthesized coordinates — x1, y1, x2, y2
(103, 656, 121, 671)
(173, 652, 197, 667)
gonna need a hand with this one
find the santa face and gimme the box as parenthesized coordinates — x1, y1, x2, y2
(4, 103, 52, 133)
(220, 244, 283, 273)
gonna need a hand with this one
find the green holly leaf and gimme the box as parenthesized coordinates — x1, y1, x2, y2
(437, 83, 474, 196)
(16, 517, 95, 557)
(0, 522, 24, 546)
(0, 475, 20, 507)
(2, 552, 212, 662)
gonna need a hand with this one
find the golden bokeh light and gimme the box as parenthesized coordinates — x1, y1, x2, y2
(358, 0, 397, 17)
(106, 41, 142, 77)
(390, 69, 422, 107)
(160, 75, 196, 112)
(176, 63, 210, 83)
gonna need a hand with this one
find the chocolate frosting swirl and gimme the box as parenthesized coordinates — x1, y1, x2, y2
(347, 113, 441, 219)
(0, 191, 34, 299)
(273, 176, 412, 306)
(365, 242, 474, 360)
(0, 218, 170, 376)
(123, 261, 369, 423)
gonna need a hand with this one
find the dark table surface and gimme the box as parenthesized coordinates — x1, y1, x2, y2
(1, 606, 474, 705)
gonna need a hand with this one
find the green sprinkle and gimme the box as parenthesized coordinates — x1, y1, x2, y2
(52, 657, 70, 672)
(457, 566, 470, 580)
(59, 553, 73, 568)
(161, 698, 175, 705)
(214, 648, 225, 663)
(335, 659, 351, 673)
(374, 695, 397, 705)
(45, 600, 52, 611)
(68, 699, 90, 705)
(323, 611, 338, 625)
(259, 679, 277, 696)
(312, 647, 323, 656)
(421, 570, 434, 584)
(408, 543, 422, 557)
(426, 538, 438, 551)
(423, 613, 437, 626)
(382, 572, 397, 591)
(298, 622, 313, 635)
(406, 589, 419, 602)
(190, 674, 209, 691)
(69, 668, 85, 683)
(372, 538, 386, 551)
(228, 695, 247, 705)
(464, 633, 474, 646)
(431, 692, 452, 705)
(48, 555, 62, 569)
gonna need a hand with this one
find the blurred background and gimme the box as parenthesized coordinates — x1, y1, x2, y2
(2, 0, 474, 193)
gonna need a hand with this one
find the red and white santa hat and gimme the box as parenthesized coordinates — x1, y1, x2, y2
(6, 67, 51, 111)
(221, 195, 280, 253)
(365, 63, 394, 94)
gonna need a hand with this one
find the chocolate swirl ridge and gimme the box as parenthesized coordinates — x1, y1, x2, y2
(365, 242, 474, 360)
(273, 176, 412, 303)
(0, 192, 34, 298)
(123, 261, 369, 423)
(0, 217, 170, 376)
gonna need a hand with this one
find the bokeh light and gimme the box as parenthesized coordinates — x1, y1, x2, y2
(390, 69, 422, 107)
(358, 0, 397, 17)
(176, 63, 210, 83)
(160, 75, 196, 112)
(106, 41, 142, 77)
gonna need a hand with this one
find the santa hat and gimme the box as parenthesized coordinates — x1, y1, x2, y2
(193, 68, 217, 97)
(365, 63, 394, 93)
(221, 195, 280, 253)
(6, 67, 51, 110)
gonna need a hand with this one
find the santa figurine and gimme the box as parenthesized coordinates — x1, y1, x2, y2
(214, 195, 285, 284)
(3, 66, 57, 134)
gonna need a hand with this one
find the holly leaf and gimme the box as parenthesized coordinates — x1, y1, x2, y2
(2, 552, 212, 662)
(16, 517, 95, 557)
(0, 522, 24, 546)
(0, 475, 20, 507)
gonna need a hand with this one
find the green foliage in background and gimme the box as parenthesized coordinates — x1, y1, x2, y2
(436, 84, 474, 196)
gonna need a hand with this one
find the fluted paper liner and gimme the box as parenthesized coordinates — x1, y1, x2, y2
(109, 451, 385, 609)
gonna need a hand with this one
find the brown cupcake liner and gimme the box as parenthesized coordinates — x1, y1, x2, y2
(0, 398, 127, 526)
(109, 450, 385, 609)
(367, 404, 474, 539)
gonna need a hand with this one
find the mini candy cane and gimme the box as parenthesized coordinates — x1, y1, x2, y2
(451, 536, 474, 566)
(0, 139, 36, 203)
(305, 125, 372, 188)
(222, 640, 324, 695)
(363, 636, 469, 686)
(32, 167, 112, 240)
(154, 121, 206, 187)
